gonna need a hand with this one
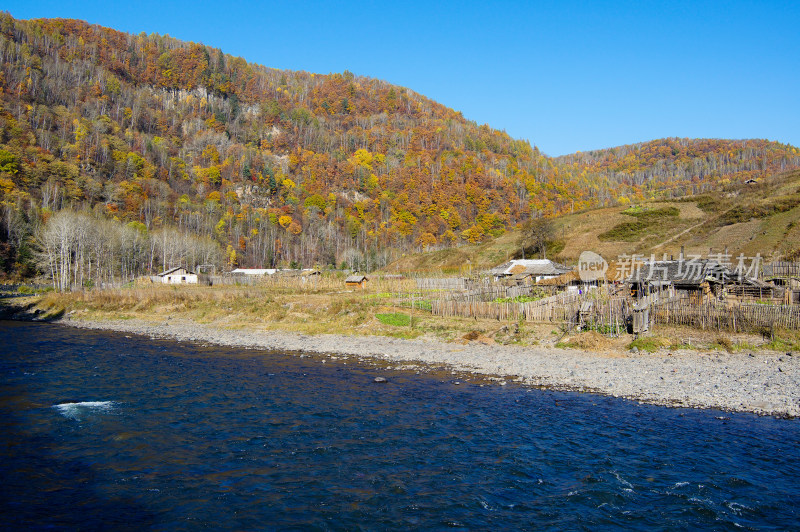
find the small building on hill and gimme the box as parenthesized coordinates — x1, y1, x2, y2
(157, 266, 198, 285)
(345, 275, 369, 289)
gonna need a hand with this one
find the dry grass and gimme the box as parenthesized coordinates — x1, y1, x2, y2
(559, 331, 615, 351)
(34, 282, 555, 344)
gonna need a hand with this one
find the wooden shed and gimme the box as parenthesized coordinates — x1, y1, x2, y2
(345, 275, 369, 289)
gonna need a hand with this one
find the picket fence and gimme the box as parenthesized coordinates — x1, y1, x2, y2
(414, 277, 470, 291)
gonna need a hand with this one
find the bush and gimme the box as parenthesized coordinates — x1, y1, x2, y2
(714, 336, 734, 353)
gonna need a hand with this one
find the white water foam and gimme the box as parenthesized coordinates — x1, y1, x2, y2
(53, 401, 115, 419)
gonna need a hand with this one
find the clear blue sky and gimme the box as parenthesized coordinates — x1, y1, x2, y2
(4, 1, 799, 156)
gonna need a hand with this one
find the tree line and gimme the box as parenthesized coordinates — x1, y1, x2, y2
(36, 209, 221, 290)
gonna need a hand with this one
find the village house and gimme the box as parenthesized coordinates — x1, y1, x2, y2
(627, 259, 735, 303)
(489, 259, 571, 284)
(156, 266, 198, 285)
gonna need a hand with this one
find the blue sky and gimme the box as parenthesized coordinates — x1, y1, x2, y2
(4, 1, 799, 156)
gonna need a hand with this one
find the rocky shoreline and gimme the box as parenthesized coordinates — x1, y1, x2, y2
(53, 315, 799, 418)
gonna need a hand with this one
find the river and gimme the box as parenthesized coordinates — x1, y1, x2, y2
(1, 321, 797, 529)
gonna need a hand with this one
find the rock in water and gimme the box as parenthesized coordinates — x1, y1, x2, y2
(373, 377, 387, 383)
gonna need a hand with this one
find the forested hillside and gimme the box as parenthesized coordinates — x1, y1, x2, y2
(0, 14, 798, 282)
(555, 138, 800, 204)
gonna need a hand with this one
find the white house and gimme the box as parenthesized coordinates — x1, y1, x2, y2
(489, 259, 571, 283)
(157, 266, 198, 284)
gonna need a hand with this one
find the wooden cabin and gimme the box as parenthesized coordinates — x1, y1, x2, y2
(726, 277, 783, 303)
(345, 275, 369, 289)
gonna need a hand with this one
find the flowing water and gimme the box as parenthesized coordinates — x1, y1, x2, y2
(1, 321, 798, 530)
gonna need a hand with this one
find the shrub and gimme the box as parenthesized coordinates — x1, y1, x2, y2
(714, 336, 734, 353)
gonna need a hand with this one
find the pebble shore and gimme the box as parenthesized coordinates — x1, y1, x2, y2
(62, 317, 799, 418)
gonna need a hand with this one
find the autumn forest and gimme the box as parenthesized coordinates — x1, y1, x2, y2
(0, 14, 798, 285)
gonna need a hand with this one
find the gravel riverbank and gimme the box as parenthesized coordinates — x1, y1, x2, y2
(61, 316, 799, 418)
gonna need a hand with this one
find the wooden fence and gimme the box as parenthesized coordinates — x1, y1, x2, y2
(765, 261, 800, 278)
(430, 286, 800, 334)
(414, 277, 469, 291)
(208, 273, 417, 293)
(440, 283, 550, 302)
(651, 299, 800, 331)
(430, 290, 629, 333)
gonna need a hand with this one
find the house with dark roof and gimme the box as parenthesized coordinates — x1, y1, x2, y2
(627, 259, 734, 302)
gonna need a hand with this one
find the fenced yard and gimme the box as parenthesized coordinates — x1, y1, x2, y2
(429, 287, 630, 335)
(420, 277, 800, 335)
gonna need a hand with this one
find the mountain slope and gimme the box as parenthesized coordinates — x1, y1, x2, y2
(0, 14, 798, 279)
(385, 169, 800, 273)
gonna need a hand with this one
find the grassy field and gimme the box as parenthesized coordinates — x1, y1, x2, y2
(26, 282, 558, 345)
